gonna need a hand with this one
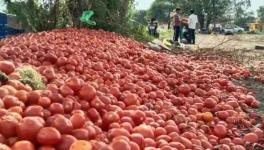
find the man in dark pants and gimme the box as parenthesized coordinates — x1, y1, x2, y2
(171, 8, 181, 43)
(188, 9, 198, 44)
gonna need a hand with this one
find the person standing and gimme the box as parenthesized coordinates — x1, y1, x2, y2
(171, 8, 181, 43)
(188, 9, 198, 44)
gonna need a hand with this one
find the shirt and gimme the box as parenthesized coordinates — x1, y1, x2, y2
(170, 13, 181, 26)
(188, 14, 198, 29)
(174, 13, 181, 26)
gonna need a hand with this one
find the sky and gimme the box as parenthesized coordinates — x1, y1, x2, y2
(135, 0, 264, 16)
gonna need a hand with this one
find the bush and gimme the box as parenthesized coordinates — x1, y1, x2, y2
(126, 24, 154, 42)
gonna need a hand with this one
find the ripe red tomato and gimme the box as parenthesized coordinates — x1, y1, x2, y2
(79, 84, 96, 101)
(24, 105, 44, 117)
(56, 134, 77, 150)
(70, 113, 86, 129)
(17, 117, 44, 141)
(37, 127, 62, 145)
(71, 128, 89, 140)
(3, 95, 21, 109)
(51, 116, 73, 134)
(0, 115, 19, 137)
(49, 103, 64, 114)
(102, 111, 120, 130)
(38, 97, 51, 108)
(111, 139, 131, 150)
(12, 141, 35, 150)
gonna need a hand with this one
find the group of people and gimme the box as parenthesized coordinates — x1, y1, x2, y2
(171, 8, 198, 44)
(148, 8, 198, 45)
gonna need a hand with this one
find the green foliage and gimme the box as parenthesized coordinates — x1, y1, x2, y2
(17, 66, 45, 90)
(5, 0, 69, 32)
(126, 20, 154, 42)
(148, 0, 252, 29)
(258, 6, 264, 23)
(148, 0, 174, 23)
(132, 10, 148, 25)
(234, 11, 255, 27)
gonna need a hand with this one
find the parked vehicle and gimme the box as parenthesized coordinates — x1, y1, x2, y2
(0, 12, 24, 39)
(223, 24, 244, 35)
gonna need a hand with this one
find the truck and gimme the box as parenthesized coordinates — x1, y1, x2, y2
(0, 12, 24, 39)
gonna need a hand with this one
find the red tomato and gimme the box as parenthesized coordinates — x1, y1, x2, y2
(3, 95, 21, 109)
(27, 91, 41, 104)
(0, 143, 11, 150)
(51, 116, 73, 134)
(49, 103, 64, 114)
(17, 117, 44, 141)
(133, 124, 154, 139)
(65, 77, 84, 91)
(0, 115, 19, 137)
(79, 84, 96, 101)
(70, 113, 86, 129)
(38, 97, 51, 108)
(102, 111, 120, 130)
(24, 105, 44, 117)
(111, 139, 131, 150)
(12, 141, 35, 150)
(71, 128, 89, 140)
(56, 134, 77, 150)
(37, 127, 62, 145)
(0, 61, 15, 74)
(38, 146, 56, 150)
(213, 124, 227, 138)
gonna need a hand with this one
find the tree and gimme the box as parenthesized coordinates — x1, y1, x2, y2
(4, 0, 134, 33)
(148, 0, 251, 29)
(5, 0, 69, 31)
(132, 10, 148, 25)
(258, 6, 264, 23)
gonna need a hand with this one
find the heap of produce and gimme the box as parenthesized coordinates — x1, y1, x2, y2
(0, 28, 262, 150)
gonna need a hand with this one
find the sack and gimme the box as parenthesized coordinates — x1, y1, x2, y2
(80, 11, 96, 26)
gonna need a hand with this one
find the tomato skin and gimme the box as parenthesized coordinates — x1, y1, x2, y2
(111, 139, 131, 150)
(12, 140, 35, 150)
(37, 127, 62, 145)
(3, 95, 21, 109)
(102, 111, 120, 130)
(23, 105, 44, 117)
(27, 91, 41, 104)
(0, 143, 11, 150)
(70, 113, 86, 129)
(38, 146, 56, 150)
(49, 103, 64, 114)
(56, 134, 77, 150)
(0, 61, 15, 74)
(0, 116, 19, 138)
(79, 84, 97, 101)
(51, 116, 73, 134)
(38, 97, 51, 108)
(71, 128, 90, 140)
(17, 117, 44, 141)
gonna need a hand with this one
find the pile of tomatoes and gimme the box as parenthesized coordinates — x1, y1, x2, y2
(0, 28, 262, 150)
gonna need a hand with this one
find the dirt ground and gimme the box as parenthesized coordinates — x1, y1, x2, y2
(196, 34, 264, 50)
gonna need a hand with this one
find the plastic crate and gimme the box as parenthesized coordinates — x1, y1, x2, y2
(0, 13, 7, 25)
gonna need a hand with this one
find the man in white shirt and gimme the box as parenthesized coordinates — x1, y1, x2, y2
(188, 9, 198, 44)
